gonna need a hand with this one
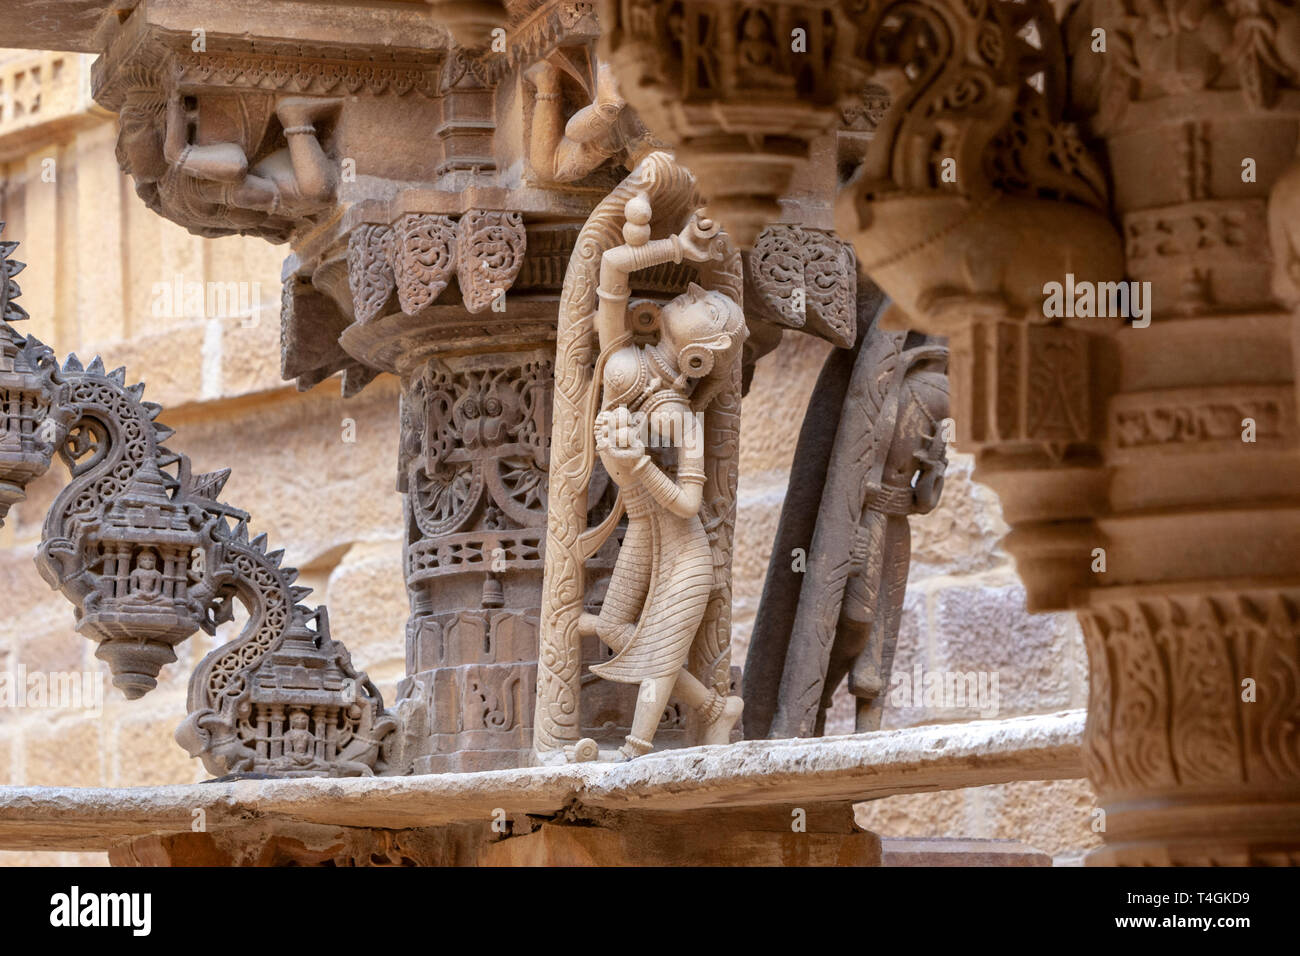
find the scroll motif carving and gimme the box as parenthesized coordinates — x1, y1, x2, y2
(348, 224, 397, 324)
(401, 354, 552, 543)
(1078, 0, 1300, 123)
(836, 0, 1122, 325)
(344, 211, 527, 320)
(457, 210, 528, 314)
(1080, 591, 1300, 797)
(1112, 390, 1290, 451)
(393, 214, 459, 315)
(746, 225, 857, 348)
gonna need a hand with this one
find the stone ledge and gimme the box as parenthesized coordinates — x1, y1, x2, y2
(0, 710, 1084, 852)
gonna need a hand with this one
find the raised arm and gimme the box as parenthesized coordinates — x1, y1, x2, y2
(594, 208, 722, 353)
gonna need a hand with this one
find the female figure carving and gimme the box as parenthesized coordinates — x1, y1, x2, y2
(536, 153, 747, 761)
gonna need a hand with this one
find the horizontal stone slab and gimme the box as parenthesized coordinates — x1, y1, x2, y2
(0, 710, 1084, 852)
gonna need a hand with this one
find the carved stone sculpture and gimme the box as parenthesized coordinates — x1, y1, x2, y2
(0, 233, 69, 527)
(117, 87, 342, 242)
(597, 0, 844, 246)
(745, 293, 950, 739)
(346, 210, 527, 321)
(536, 151, 746, 761)
(0, 227, 394, 778)
(526, 55, 659, 185)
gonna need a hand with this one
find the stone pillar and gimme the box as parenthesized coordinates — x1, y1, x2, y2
(1064, 0, 1300, 865)
(823, 0, 1300, 864)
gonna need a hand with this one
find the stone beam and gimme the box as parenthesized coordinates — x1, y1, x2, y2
(0, 710, 1083, 852)
(0, 2, 119, 54)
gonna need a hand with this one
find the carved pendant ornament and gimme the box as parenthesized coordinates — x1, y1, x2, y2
(536, 152, 747, 762)
(347, 210, 527, 323)
(0, 227, 394, 779)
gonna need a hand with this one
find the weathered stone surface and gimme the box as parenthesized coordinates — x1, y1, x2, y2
(856, 777, 1104, 863)
(20, 719, 103, 787)
(323, 540, 408, 698)
(989, 778, 1104, 860)
(112, 716, 199, 788)
(0, 711, 1084, 851)
(0, 3, 113, 53)
(0, 732, 13, 785)
(932, 583, 1078, 719)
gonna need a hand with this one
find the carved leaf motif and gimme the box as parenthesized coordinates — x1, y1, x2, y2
(750, 225, 856, 347)
(393, 214, 457, 314)
(457, 210, 527, 314)
(751, 226, 806, 328)
(348, 224, 396, 324)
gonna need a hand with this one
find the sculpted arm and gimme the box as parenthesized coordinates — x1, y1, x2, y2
(595, 212, 723, 351)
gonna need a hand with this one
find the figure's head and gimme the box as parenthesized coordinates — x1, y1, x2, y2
(659, 282, 747, 381)
(290, 711, 310, 730)
(136, 550, 157, 571)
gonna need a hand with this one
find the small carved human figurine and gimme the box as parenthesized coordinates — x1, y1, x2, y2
(572, 198, 747, 760)
(128, 549, 165, 602)
(282, 710, 317, 766)
(116, 91, 340, 239)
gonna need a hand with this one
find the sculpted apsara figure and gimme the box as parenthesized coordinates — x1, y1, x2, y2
(535, 153, 747, 762)
(525, 56, 659, 185)
(582, 270, 747, 757)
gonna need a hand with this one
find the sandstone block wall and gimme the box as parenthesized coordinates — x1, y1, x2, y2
(0, 49, 1098, 864)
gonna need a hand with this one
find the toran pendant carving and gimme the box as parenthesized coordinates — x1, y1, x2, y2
(0, 227, 396, 779)
(347, 210, 527, 323)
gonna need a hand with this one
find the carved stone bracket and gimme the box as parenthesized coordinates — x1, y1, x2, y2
(597, 0, 844, 246)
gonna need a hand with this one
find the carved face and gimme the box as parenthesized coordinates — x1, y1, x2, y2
(116, 106, 169, 184)
(136, 550, 157, 571)
(290, 712, 310, 730)
(659, 283, 747, 379)
(455, 376, 524, 448)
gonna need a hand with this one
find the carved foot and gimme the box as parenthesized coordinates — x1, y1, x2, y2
(700, 695, 743, 746)
(563, 738, 600, 763)
(617, 734, 655, 761)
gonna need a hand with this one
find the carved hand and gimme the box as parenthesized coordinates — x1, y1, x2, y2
(595, 409, 648, 484)
(849, 523, 871, 568)
(594, 61, 625, 113)
(676, 211, 722, 263)
(912, 465, 945, 515)
(524, 59, 562, 96)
